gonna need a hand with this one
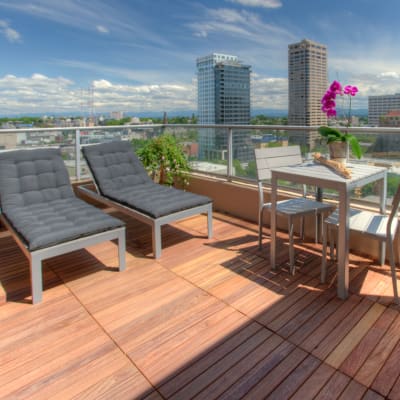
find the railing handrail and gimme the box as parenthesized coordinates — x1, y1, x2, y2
(2, 123, 400, 135)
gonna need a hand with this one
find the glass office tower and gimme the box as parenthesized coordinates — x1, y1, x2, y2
(196, 53, 251, 162)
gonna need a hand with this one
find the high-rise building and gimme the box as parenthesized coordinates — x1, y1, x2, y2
(288, 39, 328, 146)
(196, 53, 251, 162)
(368, 94, 400, 126)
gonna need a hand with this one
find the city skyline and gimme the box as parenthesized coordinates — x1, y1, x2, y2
(1, 0, 400, 115)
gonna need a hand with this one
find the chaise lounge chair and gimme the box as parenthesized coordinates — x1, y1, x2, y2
(80, 140, 213, 259)
(0, 148, 126, 304)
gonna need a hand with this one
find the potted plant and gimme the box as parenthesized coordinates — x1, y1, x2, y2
(135, 133, 190, 187)
(319, 80, 363, 164)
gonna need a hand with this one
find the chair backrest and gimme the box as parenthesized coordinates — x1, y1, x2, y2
(254, 146, 303, 182)
(254, 145, 304, 209)
(82, 141, 152, 197)
(0, 148, 74, 213)
(387, 184, 400, 237)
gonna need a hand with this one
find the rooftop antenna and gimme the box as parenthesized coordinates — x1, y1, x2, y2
(79, 88, 86, 126)
(87, 84, 95, 123)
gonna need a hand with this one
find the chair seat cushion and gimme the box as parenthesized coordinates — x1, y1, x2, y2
(4, 197, 124, 251)
(104, 182, 211, 218)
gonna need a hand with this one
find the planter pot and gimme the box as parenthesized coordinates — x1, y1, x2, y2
(329, 142, 348, 165)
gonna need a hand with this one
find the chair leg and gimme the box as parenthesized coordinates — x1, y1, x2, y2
(30, 253, 43, 304)
(258, 207, 265, 249)
(388, 240, 399, 304)
(153, 222, 162, 259)
(321, 220, 328, 283)
(315, 212, 319, 244)
(207, 205, 213, 239)
(117, 229, 126, 272)
(289, 217, 295, 275)
(329, 227, 336, 261)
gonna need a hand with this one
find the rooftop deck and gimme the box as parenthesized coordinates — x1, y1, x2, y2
(1, 209, 399, 399)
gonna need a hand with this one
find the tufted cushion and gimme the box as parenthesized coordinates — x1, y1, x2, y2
(0, 148, 74, 211)
(0, 148, 124, 250)
(82, 141, 151, 195)
(83, 141, 212, 218)
(5, 197, 124, 251)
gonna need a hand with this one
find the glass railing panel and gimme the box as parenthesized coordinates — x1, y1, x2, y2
(2, 124, 400, 207)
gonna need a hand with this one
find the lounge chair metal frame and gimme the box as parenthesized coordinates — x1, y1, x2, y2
(0, 147, 127, 304)
(1, 212, 125, 304)
(78, 183, 213, 259)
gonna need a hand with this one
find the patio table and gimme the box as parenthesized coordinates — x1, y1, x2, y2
(270, 161, 387, 299)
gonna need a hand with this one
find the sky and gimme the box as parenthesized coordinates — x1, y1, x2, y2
(1, 0, 400, 116)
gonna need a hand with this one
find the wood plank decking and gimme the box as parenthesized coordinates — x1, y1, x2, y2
(1, 209, 400, 399)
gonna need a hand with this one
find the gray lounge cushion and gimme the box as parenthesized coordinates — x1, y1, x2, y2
(82, 141, 212, 219)
(0, 148, 124, 250)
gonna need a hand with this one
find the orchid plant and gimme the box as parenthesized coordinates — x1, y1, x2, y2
(319, 80, 363, 159)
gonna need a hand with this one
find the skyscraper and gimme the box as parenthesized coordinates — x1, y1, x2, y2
(196, 53, 251, 161)
(288, 39, 328, 146)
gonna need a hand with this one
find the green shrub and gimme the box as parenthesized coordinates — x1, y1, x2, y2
(135, 134, 190, 187)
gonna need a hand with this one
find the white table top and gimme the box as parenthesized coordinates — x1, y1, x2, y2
(270, 162, 387, 191)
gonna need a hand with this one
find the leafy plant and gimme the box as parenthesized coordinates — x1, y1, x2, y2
(135, 134, 190, 187)
(319, 80, 363, 159)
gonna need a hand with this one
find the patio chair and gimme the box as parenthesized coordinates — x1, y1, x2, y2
(80, 141, 213, 259)
(255, 146, 334, 274)
(0, 148, 126, 304)
(321, 185, 400, 304)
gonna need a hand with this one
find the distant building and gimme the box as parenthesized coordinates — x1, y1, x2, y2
(196, 53, 251, 162)
(110, 111, 124, 120)
(288, 39, 328, 147)
(368, 94, 400, 126)
(379, 110, 400, 127)
(182, 142, 199, 158)
(251, 134, 288, 149)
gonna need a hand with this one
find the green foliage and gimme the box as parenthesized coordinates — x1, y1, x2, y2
(250, 114, 287, 125)
(134, 134, 190, 187)
(150, 115, 197, 124)
(104, 117, 131, 126)
(387, 173, 400, 197)
(233, 159, 257, 179)
(318, 126, 363, 159)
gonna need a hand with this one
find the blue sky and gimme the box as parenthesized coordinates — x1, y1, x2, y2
(0, 0, 400, 116)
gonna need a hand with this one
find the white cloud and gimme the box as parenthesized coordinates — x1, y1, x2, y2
(226, 0, 282, 8)
(0, 73, 196, 114)
(92, 79, 112, 89)
(96, 25, 109, 34)
(252, 75, 287, 109)
(188, 7, 295, 45)
(378, 72, 400, 79)
(0, 20, 21, 42)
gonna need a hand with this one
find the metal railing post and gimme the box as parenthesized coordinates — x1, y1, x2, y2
(227, 127, 233, 180)
(75, 129, 81, 181)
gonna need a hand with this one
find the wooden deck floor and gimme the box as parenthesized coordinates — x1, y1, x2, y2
(1, 209, 400, 399)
